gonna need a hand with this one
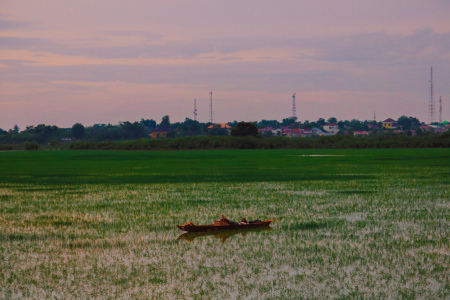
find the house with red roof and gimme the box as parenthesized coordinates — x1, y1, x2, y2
(382, 118, 397, 128)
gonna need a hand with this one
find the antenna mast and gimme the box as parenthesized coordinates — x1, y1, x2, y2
(193, 99, 197, 121)
(374, 111, 376, 123)
(292, 94, 297, 120)
(439, 96, 443, 124)
(209, 91, 213, 123)
(429, 67, 435, 124)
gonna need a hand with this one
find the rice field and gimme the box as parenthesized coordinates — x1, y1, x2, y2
(0, 149, 449, 299)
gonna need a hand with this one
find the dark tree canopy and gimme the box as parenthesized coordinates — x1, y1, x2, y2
(231, 122, 259, 137)
(327, 117, 337, 124)
(159, 115, 170, 128)
(180, 118, 202, 136)
(281, 117, 296, 127)
(121, 121, 146, 139)
(397, 115, 421, 130)
(316, 118, 326, 126)
(72, 123, 85, 139)
(140, 118, 156, 129)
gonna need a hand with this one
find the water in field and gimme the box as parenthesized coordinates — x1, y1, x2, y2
(0, 149, 449, 299)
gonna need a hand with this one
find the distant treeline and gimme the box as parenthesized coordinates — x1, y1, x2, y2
(67, 133, 450, 151)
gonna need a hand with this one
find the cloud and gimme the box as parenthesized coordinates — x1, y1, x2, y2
(0, 59, 37, 66)
(0, 18, 32, 30)
(2, 27, 450, 65)
(0, 36, 49, 50)
(306, 28, 450, 64)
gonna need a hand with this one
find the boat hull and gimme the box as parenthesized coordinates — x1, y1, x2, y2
(177, 226, 273, 242)
(177, 219, 273, 232)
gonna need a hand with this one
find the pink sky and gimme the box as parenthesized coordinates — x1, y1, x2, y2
(1, 0, 450, 129)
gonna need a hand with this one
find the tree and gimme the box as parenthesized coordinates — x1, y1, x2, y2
(121, 121, 146, 139)
(261, 130, 274, 138)
(281, 117, 296, 127)
(258, 119, 278, 128)
(349, 119, 368, 131)
(72, 123, 85, 139)
(159, 115, 170, 128)
(13, 124, 19, 133)
(316, 118, 326, 126)
(140, 118, 156, 129)
(397, 116, 421, 130)
(302, 120, 312, 129)
(25, 142, 39, 150)
(415, 128, 423, 136)
(327, 117, 337, 124)
(180, 118, 202, 136)
(230, 122, 259, 137)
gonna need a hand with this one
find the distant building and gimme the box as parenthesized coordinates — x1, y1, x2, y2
(353, 131, 371, 136)
(287, 128, 303, 137)
(282, 128, 291, 136)
(382, 118, 397, 128)
(323, 123, 340, 135)
(301, 129, 313, 137)
(151, 126, 171, 138)
(207, 123, 231, 134)
(272, 128, 282, 136)
(313, 128, 331, 136)
(420, 124, 432, 131)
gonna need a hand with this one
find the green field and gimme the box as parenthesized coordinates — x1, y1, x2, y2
(1, 149, 449, 299)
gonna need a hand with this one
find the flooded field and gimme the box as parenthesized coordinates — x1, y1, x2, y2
(0, 149, 449, 298)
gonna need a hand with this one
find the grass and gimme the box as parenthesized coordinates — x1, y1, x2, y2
(0, 149, 449, 299)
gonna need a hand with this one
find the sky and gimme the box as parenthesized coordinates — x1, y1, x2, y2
(1, 0, 450, 130)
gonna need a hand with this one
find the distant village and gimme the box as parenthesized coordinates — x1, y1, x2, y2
(1, 115, 449, 145)
(149, 117, 450, 139)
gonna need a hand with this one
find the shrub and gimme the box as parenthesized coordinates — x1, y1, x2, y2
(25, 142, 40, 151)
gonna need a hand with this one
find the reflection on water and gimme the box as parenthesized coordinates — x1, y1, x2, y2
(177, 226, 273, 243)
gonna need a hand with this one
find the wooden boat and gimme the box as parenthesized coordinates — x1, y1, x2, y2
(176, 219, 275, 232)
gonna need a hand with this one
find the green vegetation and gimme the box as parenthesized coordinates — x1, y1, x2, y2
(0, 149, 449, 298)
(230, 121, 260, 137)
(67, 133, 450, 151)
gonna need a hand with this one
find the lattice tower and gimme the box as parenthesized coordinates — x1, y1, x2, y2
(292, 94, 297, 120)
(209, 92, 213, 123)
(429, 67, 435, 124)
(193, 99, 197, 121)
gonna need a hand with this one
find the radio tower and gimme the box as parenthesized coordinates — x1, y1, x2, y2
(429, 67, 435, 124)
(193, 99, 197, 121)
(374, 111, 376, 122)
(439, 96, 443, 124)
(209, 92, 213, 123)
(292, 94, 297, 120)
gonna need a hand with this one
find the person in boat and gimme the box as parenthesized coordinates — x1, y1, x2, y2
(220, 215, 261, 225)
(248, 219, 262, 224)
(220, 214, 239, 225)
(239, 218, 248, 225)
(238, 217, 262, 224)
